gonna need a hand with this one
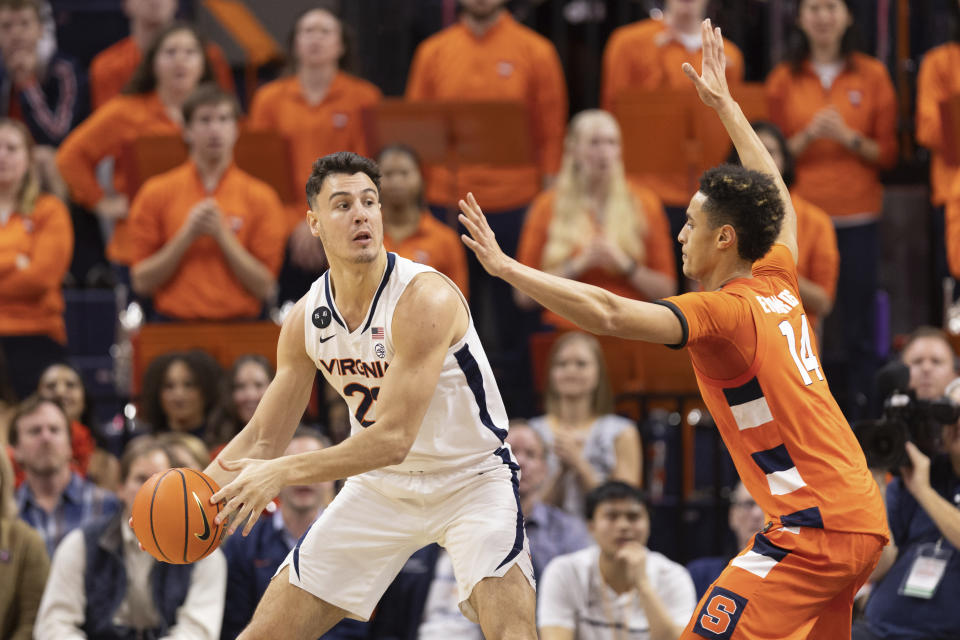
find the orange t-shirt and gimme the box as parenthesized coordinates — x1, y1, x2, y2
(406, 12, 567, 211)
(127, 161, 287, 320)
(601, 19, 744, 206)
(766, 55, 898, 219)
(661, 244, 888, 538)
(56, 92, 181, 265)
(383, 211, 469, 299)
(0, 195, 73, 343)
(248, 72, 382, 232)
(793, 192, 839, 327)
(517, 183, 675, 329)
(89, 37, 235, 109)
(916, 43, 960, 206)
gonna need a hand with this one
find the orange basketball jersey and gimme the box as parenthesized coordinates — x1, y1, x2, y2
(661, 245, 888, 539)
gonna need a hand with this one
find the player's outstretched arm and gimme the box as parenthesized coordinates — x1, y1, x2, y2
(459, 193, 684, 345)
(204, 298, 317, 488)
(682, 19, 798, 262)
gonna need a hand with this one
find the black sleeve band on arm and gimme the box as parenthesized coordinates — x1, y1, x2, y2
(652, 299, 689, 350)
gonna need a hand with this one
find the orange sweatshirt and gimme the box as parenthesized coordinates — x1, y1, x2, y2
(406, 12, 567, 211)
(601, 18, 744, 206)
(248, 72, 382, 232)
(916, 42, 960, 206)
(383, 211, 469, 299)
(56, 92, 181, 265)
(89, 37, 235, 109)
(0, 195, 73, 342)
(128, 161, 287, 320)
(517, 182, 675, 329)
(766, 55, 897, 219)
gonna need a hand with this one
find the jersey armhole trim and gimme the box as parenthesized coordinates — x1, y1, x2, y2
(652, 300, 688, 350)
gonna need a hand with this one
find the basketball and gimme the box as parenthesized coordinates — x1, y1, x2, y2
(131, 467, 225, 564)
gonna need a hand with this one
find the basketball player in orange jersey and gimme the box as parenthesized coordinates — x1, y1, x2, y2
(460, 19, 889, 639)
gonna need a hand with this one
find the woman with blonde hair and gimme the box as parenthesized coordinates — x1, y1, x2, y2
(0, 440, 50, 639)
(516, 109, 676, 331)
(529, 332, 642, 516)
(0, 118, 73, 399)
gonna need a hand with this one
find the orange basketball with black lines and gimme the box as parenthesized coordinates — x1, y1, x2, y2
(131, 467, 225, 564)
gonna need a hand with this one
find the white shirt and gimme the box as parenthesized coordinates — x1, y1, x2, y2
(813, 61, 844, 90)
(417, 549, 483, 640)
(538, 546, 697, 640)
(34, 525, 227, 639)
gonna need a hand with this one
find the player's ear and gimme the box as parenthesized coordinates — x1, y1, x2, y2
(717, 223, 737, 250)
(306, 209, 322, 237)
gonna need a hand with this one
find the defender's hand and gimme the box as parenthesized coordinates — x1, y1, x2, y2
(459, 192, 512, 278)
(210, 457, 286, 536)
(681, 19, 732, 111)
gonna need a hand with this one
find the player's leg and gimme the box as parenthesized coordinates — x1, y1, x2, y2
(468, 564, 538, 640)
(237, 566, 347, 640)
(807, 539, 882, 639)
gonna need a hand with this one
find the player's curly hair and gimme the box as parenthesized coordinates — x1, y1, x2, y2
(699, 165, 785, 263)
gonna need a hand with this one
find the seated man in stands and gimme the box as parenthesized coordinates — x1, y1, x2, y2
(34, 436, 227, 639)
(12, 396, 118, 555)
(128, 84, 287, 321)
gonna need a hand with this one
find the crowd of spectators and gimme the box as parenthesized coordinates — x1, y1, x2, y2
(0, 0, 959, 638)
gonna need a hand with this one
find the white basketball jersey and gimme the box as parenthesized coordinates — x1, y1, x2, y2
(303, 253, 513, 473)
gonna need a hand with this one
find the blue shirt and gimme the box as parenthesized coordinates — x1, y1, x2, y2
(525, 501, 592, 580)
(16, 472, 119, 556)
(864, 457, 960, 640)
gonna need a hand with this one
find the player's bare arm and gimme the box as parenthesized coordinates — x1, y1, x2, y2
(460, 192, 683, 345)
(210, 272, 468, 535)
(682, 19, 799, 261)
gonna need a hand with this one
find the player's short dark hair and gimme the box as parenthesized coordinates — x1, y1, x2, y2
(182, 83, 241, 125)
(699, 165, 785, 263)
(305, 151, 381, 209)
(585, 481, 648, 521)
(8, 395, 71, 447)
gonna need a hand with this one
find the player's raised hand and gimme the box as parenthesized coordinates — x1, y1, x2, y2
(211, 456, 286, 536)
(681, 19, 732, 112)
(459, 192, 511, 278)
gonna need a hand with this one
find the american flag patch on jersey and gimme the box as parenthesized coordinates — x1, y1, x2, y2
(371, 327, 384, 339)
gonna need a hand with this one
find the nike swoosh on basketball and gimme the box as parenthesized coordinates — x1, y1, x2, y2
(318, 335, 335, 343)
(192, 492, 211, 541)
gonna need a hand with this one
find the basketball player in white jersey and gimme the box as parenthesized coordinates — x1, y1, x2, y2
(201, 152, 536, 640)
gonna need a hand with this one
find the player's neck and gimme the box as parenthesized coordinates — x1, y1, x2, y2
(25, 465, 72, 509)
(131, 19, 163, 53)
(598, 552, 635, 594)
(702, 259, 752, 292)
(382, 203, 421, 242)
(329, 250, 389, 329)
(462, 9, 504, 38)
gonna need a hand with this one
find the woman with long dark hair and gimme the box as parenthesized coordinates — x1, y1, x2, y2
(766, 0, 897, 419)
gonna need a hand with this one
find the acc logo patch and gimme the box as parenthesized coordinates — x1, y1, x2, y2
(312, 306, 332, 329)
(375, 343, 386, 359)
(692, 586, 748, 639)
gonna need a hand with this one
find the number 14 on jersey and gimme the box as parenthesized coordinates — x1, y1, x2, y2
(779, 315, 823, 386)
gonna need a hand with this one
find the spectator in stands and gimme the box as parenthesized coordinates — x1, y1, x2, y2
(216, 354, 274, 455)
(901, 326, 958, 401)
(516, 109, 676, 330)
(601, 0, 744, 279)
(155, 431, 210, 471)
(220, 427, 337, 639)
(685, 481, 765, 599)
(0, 118, 72, 400)
(0, 349, 15, 443)
(917, 3, 960, 288)
(0, 438, 48, 640)
(0, 0, 86, 200)
(35, 435, 227, 639)
(530, 332, 642, 516)
(128, 83, 287, 323)
(56, 22, 213, 276)
(728, 121, 839, 328)
(853, 377, 960, 640)
(35, 363, 96, 476)
(766, 0, 897, 420)
(11, 396, 118, 554)
(248, 4, 381, 301)
(507, 419, 591, 579)
(378, 143, 469, 297)
(406, 0, 567, 414)
(538, 481, 697, 640)
(89, 0, 233, 109)
(140, 350, 228, 448)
